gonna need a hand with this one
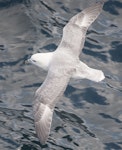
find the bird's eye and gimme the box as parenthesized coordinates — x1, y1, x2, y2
(32, 60, 37, 62)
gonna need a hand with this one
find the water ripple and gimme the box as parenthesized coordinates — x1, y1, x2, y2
(0, 0, 122, 149)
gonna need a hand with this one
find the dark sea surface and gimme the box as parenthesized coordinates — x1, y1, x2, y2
(0, 0, 122, 149)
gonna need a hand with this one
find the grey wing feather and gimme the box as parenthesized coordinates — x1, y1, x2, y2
(33, 70, 70, 144)
(59, 1, 104, 56)
(33, 100, 53, 144)
(69, 1, 104, 28)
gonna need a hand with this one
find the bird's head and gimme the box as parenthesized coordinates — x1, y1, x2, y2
(28, 53, 53, 70)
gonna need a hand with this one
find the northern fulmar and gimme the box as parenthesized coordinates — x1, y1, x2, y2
(28, 1, 105, 144)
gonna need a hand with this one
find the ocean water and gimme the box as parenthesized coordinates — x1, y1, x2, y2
(0, 0, 122, 150)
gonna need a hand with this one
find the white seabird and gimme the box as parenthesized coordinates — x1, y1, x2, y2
(28, 1, 105, 144)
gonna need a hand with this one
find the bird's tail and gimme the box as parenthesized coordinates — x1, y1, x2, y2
(72, 61, 105, 82)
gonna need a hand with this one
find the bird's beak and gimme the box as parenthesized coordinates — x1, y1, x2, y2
(25, 59, 31, 64)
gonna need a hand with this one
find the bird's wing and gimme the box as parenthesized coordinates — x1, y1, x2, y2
(33, 69, 71, 144)
(69, 1, 104, 29)
(59, 1, 104, 56)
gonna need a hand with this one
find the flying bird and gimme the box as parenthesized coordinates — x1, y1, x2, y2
(28, 1, 105, 144)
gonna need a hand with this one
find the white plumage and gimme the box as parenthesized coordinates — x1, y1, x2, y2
(28, 1, 105, 144)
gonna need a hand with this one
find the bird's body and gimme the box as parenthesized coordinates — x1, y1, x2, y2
(29, 1, 105, 144)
